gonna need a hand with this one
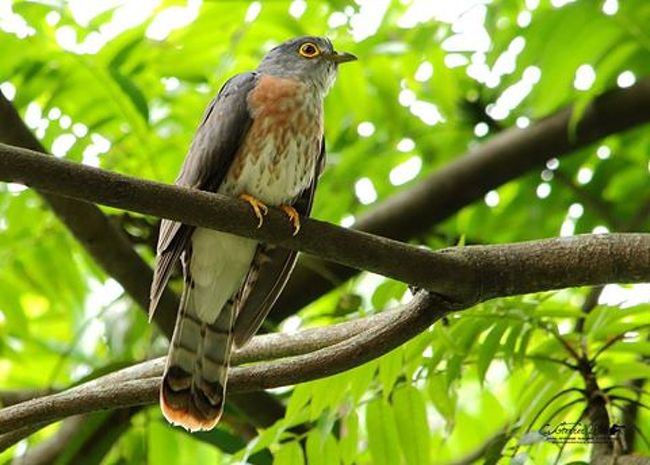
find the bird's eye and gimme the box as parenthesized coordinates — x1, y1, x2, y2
(298, 42, 320, 58)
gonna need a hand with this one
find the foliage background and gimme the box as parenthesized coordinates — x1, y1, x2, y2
(1, 0, 650, 463)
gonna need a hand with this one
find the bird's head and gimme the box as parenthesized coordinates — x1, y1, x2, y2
(257, 36, 356, 95)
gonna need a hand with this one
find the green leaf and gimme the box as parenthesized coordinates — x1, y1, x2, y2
(108, 67, 149, 123)
(477, 321, 508, 384)
(285, 383, 312, 421)
(483, 433, 509, 465)
(274, 441, 304, 465)
(108, 36, 143, 70)
(147, 420, 180, 465)
(305, 431, 324, 465)
(601, 361, 650, 381)
(339, 411, 358, 465)
(517, 327, 534, 367)
(371, 280, 407, 310)
(393, 386, 430, 465)
(306, 431, 341, 465)
(348, 360, 377, 402)
(503, 321, 524, 367)
(366, 398, 402, 465)
(308, 371, 352, 420)
(378, 346, 403, 397)
(427, 374, 456, 423)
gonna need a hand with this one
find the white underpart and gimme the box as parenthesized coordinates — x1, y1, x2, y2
(189, 229, 256, 323)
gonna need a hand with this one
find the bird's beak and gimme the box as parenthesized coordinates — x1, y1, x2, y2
(329, 51, 357, 64)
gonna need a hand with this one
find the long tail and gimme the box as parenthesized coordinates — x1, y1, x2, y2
(160, 290, 236, 431)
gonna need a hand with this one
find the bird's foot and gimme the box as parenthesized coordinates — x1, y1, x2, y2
(239, 193, 268, 228)
(280, 205, 301, 236)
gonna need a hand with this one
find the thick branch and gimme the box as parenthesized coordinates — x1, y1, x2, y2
(1, 143, 649, 303)
(455, 234, 650, 301)
(0, 142, 474, 301)
(274, 78, 650, 316)
(2, 80, 650, 455)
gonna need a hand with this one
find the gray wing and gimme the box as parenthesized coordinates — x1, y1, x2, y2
(232, 140, 326, 347)
(149, 72, 258, 319)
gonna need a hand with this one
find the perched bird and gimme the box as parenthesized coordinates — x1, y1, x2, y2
(149, 36, 356, 431)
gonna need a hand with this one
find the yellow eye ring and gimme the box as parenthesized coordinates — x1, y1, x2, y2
(298, 42, 320, 58)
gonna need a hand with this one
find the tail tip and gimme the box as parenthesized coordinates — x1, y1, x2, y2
(160, 391, 221, 432)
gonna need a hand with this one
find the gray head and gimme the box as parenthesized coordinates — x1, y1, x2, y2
(257, 36, 356, 95)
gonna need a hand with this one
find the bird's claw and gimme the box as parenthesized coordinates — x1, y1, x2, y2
(281, 205, 301, 236)
(239, 193, 268, 228)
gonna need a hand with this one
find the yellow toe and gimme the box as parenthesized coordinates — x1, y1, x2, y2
(281, 205, 301, 236)
(239, 194, 268, 228)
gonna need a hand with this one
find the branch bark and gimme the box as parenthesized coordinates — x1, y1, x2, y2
(0, 141, 475, 300)
(2, 143, 650, 304)
(273, 78, 650, 318)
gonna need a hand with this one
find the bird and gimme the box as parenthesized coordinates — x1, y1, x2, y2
(148, 36, 356, 431)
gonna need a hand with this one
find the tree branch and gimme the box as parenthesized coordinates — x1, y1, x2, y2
(0, 292, 450, 435)
(0, 301, 409, 448)
(2, 79, 650, 457)
(11, 415, 87, 465)
(2, 142, 649, 305)
(0, 389, 55, 407)
(0, 425, 41, 453)
(55, 307, 400, 395)
(5, 80, 650, 329)
(273, 78, 650, 318)
(0, 141, 474, 298)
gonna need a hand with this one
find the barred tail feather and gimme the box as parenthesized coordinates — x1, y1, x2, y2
(161, 294, 236, 431)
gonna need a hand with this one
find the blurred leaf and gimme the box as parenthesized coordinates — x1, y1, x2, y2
(108, 67, 150, 123)
(477, 320, 508, 384)
(339, 411, 358, 465)
(393, 386, 430, 465)
(366, 398, 402, 465)
(378, 346, 404, 397)
(274, 441, 304, 465)
(428, 374, 457, 423)
(306, 431, 341, 465)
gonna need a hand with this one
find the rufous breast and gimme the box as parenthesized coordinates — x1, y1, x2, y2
(222, 74, 323, 205)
